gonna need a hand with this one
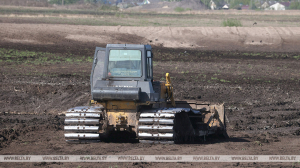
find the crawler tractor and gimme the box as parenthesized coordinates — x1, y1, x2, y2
(64, 44, 227, 144)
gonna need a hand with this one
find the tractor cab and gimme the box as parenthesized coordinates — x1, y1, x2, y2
(90, 44, 161, 103)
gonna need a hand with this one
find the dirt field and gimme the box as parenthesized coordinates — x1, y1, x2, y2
(1, 20, 300, 167)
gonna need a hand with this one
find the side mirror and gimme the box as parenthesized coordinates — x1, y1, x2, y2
(147, 51, 152, 58)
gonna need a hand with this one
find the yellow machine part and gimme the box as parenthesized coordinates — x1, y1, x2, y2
(106, 111, 137, 128)
(106, 101, 138, 110)
(206, 104, 225, 128)
(93, 101, 139, 131)
(165, 73, 176, 107)
(91, 100, 138, 110)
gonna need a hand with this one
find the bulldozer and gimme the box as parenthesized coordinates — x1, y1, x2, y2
(64, 44, 228, 144)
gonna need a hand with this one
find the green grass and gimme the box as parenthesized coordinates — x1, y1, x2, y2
(174, 7, 185, 12)
(115, 12, 125, 18)
(160, 77, 166, 81)
(174, 7, 192, 12)
(181, 70, 190, 74)
(0, 6, 118, 16)
(220, 79, 230, 82)
(222, 18, 242, 27)
(0, 48, 93, 65)
(293, 55, 300, 59)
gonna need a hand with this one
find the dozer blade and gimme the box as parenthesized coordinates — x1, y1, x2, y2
(171, 100, 227, 138)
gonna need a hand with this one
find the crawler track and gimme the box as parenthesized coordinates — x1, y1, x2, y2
(64, 106, 103, 144)
(138, 108, 203, 144)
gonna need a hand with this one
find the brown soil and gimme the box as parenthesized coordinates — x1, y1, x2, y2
(0, 22, 300, 168)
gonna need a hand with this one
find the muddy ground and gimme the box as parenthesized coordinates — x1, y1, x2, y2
(0, 22, 300, 168)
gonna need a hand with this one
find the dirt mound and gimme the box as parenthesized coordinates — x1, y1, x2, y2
(0, 115, 63, 149)
(2, 24, 300, 52)
(1, 75, 91, 114)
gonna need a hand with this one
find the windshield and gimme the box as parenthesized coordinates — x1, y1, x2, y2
(108, 50, 142, 77)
